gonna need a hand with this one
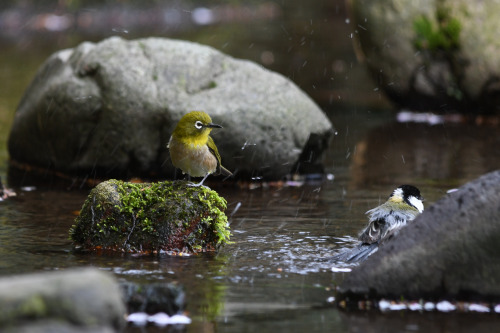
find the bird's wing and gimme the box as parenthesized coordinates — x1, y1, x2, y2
(361, 201, 415, 244)
(206, 136, 233, 176)
(358, 202, 397, 244)
(206, 136, 221, 163)
(358, 218, 385, 244)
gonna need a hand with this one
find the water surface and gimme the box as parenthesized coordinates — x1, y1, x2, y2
(2, 109, 499, 332)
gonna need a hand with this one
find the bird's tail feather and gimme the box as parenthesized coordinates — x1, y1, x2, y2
(330, 243, 379, 263)
(219, 165, 233, 177)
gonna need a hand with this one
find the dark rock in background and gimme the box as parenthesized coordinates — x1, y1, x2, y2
(348, 0, 500, 114)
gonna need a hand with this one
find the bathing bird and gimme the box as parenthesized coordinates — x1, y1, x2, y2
(332, 185, 424, 262)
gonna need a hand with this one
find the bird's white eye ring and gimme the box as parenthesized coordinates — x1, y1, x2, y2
(194, 121, 203, 129)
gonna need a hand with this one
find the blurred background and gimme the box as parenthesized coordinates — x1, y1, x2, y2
(0, 0, 389, 180)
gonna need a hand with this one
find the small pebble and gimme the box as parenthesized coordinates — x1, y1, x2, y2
(127, 312, 191, 326)
(468, 304, 490, 313)
(170, 314, 192, 324)
(378, 299, 391, 311)
(127, 312, 149, 325)
(423, 302, 435, 311)
(21, 186, 37, 192)
(148, 312, 170, 325)
(436, 300, 456, 312)
(408, 302, 423, 311)
(389, 303, 407, 311)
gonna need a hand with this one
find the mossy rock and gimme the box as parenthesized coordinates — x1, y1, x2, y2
(348, 0, 500, 113)
(70, 180, 231, 254)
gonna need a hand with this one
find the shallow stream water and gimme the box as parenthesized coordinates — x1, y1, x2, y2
(2, 107, 500, 332)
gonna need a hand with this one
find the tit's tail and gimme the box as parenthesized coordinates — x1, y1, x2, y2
(330, 242, 379, 263)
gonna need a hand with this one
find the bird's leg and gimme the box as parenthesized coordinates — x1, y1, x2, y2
(189, 173, 210, 188)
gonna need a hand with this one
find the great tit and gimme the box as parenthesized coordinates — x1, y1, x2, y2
(332, 185, 424, 263)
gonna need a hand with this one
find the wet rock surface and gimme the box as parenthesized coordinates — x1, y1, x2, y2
(70, 179, 230, 254)
(7, 36, 333, 180)
(0, 268, 125, 332)
(349, 0, 500, 114)
(337, 170, 500, 301)
(121, 282, 186, 315)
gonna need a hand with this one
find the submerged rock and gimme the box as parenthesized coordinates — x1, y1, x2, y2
(0, 268, 125, 332)
(349, 0, 500, 114)
(70, 179, 231, 254)
(121, 282, 185, 315)
(7, 36, 333, 181)
(337, 170, 500, 301)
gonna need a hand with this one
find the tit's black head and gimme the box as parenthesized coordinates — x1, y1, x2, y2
(397, 184, 423, 201)
(388, 185, 424, 212)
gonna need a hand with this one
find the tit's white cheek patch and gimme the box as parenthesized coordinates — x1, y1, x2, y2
(409, 196, 424, 213)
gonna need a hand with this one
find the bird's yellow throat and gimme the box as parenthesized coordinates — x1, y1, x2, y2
(176, 132, 210, 148)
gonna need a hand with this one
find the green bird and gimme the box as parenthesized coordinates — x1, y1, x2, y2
(167, 111, 232, 187)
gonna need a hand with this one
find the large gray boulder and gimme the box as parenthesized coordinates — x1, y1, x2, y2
(7, 36, 333, 180)
(348, 0, 500, 114)
(0, 268, 125, 332)
(338, 170, 500, 300)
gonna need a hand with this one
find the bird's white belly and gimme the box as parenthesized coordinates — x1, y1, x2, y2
(169, 137, 217, 177)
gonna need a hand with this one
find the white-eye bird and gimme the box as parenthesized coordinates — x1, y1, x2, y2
(331, 185, 424, 263)
(167, 111, 232, 187)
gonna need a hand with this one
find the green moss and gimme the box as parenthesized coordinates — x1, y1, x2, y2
(413, 9, 461, 52)
(206, 81, 217, 89)
(197, 188, 232, 246)
(412, 4, 465, 102)
(19, 294, 48, 318)
(70, 180, 231, 254)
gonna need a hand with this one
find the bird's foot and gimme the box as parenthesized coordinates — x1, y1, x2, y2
(187, 174, 210, 189)
(187, 182, 210, 190)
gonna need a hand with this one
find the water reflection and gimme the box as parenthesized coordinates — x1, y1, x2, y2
(339, 311, 500, 333)
(350, 120, 500, 188)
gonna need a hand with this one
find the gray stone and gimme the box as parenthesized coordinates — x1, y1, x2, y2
(0, 267, 125, 331)
(121, 281, 185, 315)
(348, 0, 500, 113)
(7, 37, 333, 180)
(338, 170, 500, 300)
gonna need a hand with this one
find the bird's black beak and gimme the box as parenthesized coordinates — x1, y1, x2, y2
(206, 123, 223, 129)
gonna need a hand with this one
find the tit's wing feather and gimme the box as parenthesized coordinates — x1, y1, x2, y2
(358, 218, 384, 244)
(360, 201, 413, 244)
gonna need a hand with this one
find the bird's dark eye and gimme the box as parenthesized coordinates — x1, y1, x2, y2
(194, 121, 203, 129)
